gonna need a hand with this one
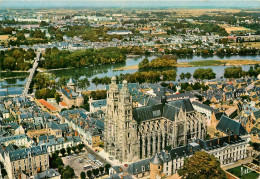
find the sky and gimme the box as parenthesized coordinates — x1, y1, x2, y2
(0, 0, 259, 8)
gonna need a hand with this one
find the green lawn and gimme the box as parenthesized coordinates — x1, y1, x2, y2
(189, 60, 226, 66)
(227, 166, 259, 179)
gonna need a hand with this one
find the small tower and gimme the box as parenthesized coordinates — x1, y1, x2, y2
(67, 78, 76, 92)
(76, 92, 84, 107)
(150, 153, 164, 179)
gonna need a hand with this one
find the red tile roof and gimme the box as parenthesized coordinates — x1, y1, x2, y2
(38, 99, 57, 111)
(59, 102, 68, 106)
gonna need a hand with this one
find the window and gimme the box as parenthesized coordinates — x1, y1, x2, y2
(158, 166, 160, 169)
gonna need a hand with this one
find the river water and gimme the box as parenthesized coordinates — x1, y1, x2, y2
(1, 55, 259, 96)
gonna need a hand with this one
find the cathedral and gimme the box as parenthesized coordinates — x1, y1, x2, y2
(104, 77, 207, 162)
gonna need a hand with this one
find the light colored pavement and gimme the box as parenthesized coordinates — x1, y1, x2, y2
(23, 52, 40, 96)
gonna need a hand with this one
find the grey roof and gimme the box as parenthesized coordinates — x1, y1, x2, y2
(216, 116, 248, 136)
(127, 158, 150, 175)
(67, 77, 75, 84)
(253, 110, 260, 119)
(151, 153, 163, 165)
(196, 134, 244, 151)
(215, 112, 226, 121)
(34, 169, 61, 179)
(9, 145, 48, 162)
(0, 134, 27, 143)
(192, 101, 218, 112)
(133, 99, 194, 123)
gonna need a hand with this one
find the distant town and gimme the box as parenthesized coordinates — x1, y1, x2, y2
(0, 5, 259, 179)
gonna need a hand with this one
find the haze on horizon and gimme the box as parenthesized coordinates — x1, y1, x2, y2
(0, 0, 259, 8)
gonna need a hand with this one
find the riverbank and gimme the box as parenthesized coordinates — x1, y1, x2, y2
(113, 59, 260, 71)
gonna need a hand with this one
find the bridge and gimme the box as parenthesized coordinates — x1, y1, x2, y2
(22, 52, 41, 96)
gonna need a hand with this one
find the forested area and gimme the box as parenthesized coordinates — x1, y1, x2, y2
(0, 48, 35, 71)
(40, 47, 126, 69)
(193, 68, 216, 80)
(139, 55, 177, 69)
(224, 65, 260, 78)
(165, 22, 228, 36)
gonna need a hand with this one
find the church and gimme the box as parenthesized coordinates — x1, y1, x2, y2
(104, 77, 207, 162)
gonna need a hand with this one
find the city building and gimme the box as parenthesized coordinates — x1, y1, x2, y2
(0, 145, 49, 179)
(127, 135, 248, 178)
(104, 77, 207, 162)
(60, 78, 84, 108)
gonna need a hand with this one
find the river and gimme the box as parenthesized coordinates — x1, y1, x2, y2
(0, 55, 259, 96)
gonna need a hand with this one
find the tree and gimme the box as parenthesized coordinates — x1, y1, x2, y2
(105, 164, 111, 174)
(224, 66, 244, 78)
(185, 72, 192, 80)
(87, 170, 92, 179)
(77, 144, 84, 152)
(62, 165, 75, 179)
(92, 168, 99, 177)
(178, 151, 226, 179)
(72, 146, 77, 153)
(0, 161, 7, 177)
(67, 147, 71, 155)
(55, 92, 61, 103)
(80, 171, 86, 179)
(4, 56, 16, 70)
(78, 78, 90, 90)
(180, 72, 185, 80)
(55, 150, 60, 156)
(138, 58, 149, 69)
(60, 148, 66, 157)
(99, 167, 104, 174)
(185, 86, 193, 91)
(193, 68, 216, 80)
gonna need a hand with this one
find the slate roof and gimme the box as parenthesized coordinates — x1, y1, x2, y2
(91, 99, 107, 108)
(196, 134, 244, 151)
(0, 134, 27, 143)
(133, 99, 194, 123)
(253, 110, 260, 119)
(9, 145, 48, 162)
(67, 78, 75, 84)
(61, 86, 78, 99)
(151, 153, 163, 165)
(216, 116, 248, 136)
(5, 122, 20, 130)
(34, 169, 61, 179)
(38, 135, 55, 142)
(127, 158, 150, 175)
(192, 101, 218, 112)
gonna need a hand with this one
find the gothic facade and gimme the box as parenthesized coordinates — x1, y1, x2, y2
(104, 77, 207, 162)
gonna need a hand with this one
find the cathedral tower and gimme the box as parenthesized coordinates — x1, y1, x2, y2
(104, 77, 139, 162)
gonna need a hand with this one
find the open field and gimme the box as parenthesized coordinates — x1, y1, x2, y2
(231, 42, 260, 48)
(113, 59, 260, 70)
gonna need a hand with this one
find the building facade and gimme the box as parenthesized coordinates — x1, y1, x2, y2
(126, 135, 248, 178)
(0, 145, 49, 179)
(104, 78, 207, 162)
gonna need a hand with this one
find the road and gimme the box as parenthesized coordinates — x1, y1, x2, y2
(23, 52, 40, 96)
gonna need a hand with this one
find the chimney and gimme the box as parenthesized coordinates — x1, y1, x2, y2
(228, 135, 230, 142)
(75, 130, 78, 136)
(235, 135, 237, 140)
(218, 139, 220, 145)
